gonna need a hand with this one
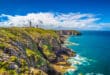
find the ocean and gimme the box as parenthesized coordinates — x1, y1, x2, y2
(64, 31, 110, 75)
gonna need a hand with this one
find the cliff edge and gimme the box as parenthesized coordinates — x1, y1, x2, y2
(0, 28, 79, 75)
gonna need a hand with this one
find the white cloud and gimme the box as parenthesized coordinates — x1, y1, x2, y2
(0, 12, 109, 30)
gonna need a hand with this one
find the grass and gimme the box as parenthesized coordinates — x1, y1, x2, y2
(42, 45, 56, 58)
(0, 27, 58, 74)
(0, 27, 75, 74)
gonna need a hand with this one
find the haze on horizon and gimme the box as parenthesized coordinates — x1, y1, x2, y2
(0, 0, 110, 31)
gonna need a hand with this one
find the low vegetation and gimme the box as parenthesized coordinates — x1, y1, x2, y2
(0, 27, 77, 75)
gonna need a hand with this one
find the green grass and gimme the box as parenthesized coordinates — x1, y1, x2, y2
(0, 27, 59, 74)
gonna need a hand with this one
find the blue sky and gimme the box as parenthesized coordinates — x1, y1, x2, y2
(0, 0, 110, 30)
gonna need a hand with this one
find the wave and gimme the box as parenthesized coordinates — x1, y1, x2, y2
(67, 54, 95, 66)
(65, 54, 96, 75)
(85, 72, 104, 75)
(65, 72, 104, 75)
(64, 40, 79, 46)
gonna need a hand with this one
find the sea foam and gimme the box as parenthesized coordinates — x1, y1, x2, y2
(85, 72, 104, 75)
(67, 54, 94, 66)
(65, 54, 97, 75)
(64, 40, 79, 46)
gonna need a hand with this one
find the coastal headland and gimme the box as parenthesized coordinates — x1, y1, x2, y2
(0, 27, 80, 75)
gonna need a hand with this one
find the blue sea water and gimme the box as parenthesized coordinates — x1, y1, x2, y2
(65, 31, 110, 75)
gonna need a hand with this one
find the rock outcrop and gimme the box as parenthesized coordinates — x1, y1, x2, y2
(57, 30, 81, 35)
(0, 28, 79, 75)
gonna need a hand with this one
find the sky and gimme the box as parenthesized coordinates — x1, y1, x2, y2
(0, 0, 110, 30)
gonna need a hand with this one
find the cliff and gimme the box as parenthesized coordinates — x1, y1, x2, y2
(0, 28, 79, 75)
(57, 30, 81, 35)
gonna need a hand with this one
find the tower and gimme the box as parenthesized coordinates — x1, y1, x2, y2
(29, 21, 32, 27)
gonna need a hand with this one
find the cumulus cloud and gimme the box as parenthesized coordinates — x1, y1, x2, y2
(0, 12, 109, 30)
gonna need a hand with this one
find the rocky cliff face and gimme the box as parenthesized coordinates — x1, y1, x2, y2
(57, 30, 81, 35)
(0, 28, 78, 75)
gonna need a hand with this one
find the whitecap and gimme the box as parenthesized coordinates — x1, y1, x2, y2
(67, 69, 76, 72)
(67, 54, 95, 66)
(85, 72, 104, 75)
(65, 54, 97, 75)
(64, 41, 79, 46)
